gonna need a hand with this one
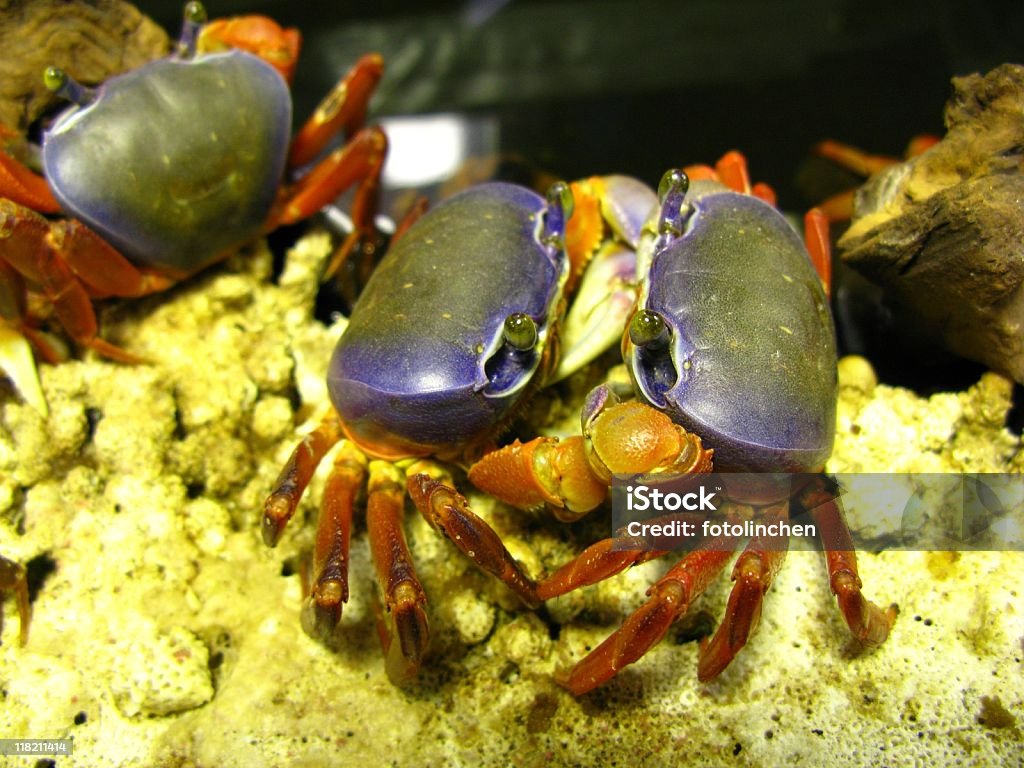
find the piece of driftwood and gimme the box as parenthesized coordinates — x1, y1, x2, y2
(838, 63, 1024, 384)
(0, 0, 169, 132)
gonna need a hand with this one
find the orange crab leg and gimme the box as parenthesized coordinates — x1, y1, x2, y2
(303, 442, 366, 641)
(467, 435, 608, 522)
(263, 410, 346, 546)
(803, 207, 832, 297)
(367, 463, 430, 686)
(407, 473, 541, 609)
(289, 53, 385, 169)
(714, 150, 751, 194)
(535, 538, 665, 601)
(0, 201, 172, 362)
(274, 126, 387, 226)
(271, 126, 387, 281)
(813, 139, 900, 178)
(812, 135, 940, 222)
(683, 151, 777, 204)
(561, 542, 736, 696)
(802, 479, 897, 647)
(696, 507, 788, 681)
(0, 153, 59, 214)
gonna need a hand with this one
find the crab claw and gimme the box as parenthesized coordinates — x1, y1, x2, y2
(0, 323, 47, 415)
(198, 15, 302, 85)
(552, 241, 637, 382)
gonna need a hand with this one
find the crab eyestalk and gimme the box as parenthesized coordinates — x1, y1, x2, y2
(541, 181, 573, 249)
(654, 168, 690, 252)
(43, 67, 95, 108)
(178, 1, 209, 59)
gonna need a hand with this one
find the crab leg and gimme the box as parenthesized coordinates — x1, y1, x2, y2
(367, 462, 429, 685)
(0, 200, 173, 361)
(302, 442, 366, 641)
(535, 538, 665, 601)
(801, 478, 897, 646)
(407, 473, 540, 609)
(272, 126, 387, 280)
(803, 207, 832, 297)
(811, 135, 940, 221)
(561, 541, 736, 696)
(0, 151, 59, 213)
(0, 554, 30, 645)
(696, 506, 788, 681)
(263, 411, 345, 546)
(288, 53, 385, 168)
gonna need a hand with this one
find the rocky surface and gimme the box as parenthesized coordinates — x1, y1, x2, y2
(0, 232, 1021, 767)
(0, 0, 169, 133)
(838, 63, 1024, 384)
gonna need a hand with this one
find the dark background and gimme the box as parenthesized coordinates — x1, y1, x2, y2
(141, 0, 1023, 395)
(141, 0, 1021, 207)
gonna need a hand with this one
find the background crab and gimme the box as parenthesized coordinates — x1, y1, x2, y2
(0, 1, 386, 413)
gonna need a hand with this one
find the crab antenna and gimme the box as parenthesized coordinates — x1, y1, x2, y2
(654, 168, 690, 253)
(542, 181, 574, 249)
(43, 68, 95, 107)
(178, 1, 208, 59)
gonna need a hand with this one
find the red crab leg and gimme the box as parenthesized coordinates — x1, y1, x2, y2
(803, 207, 832, 297)
(303, 442, 366, 640)
(813, 139, 900, 178)
(1, 201, 174, 360)
(289, 53, 385, 168)
(801, 478, 897, 647)
(392, 197, 429, 243)
(272, 126, 388, 280)
(682, 151, 777, 204)
(407, 473, 541, 609)
(0, 554, 30, 645)
(811, 136, 939, 222)
(263, 411, 345, 546)
(561, 540, 736, 696)
(535, 538, 665, 601)
(0, 152, 59, 213)
(367, 462, 429, 686)
(714, 150, 752, 194)
(696, 506, 788, 681)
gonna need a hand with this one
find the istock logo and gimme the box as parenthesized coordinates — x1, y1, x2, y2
(624, 484, 719, 512)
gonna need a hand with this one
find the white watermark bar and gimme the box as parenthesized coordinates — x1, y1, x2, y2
(610, 473, 1024, 551)
(0, 739, 74, 756)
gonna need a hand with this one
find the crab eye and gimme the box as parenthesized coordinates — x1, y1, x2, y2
(629, 309, 669, 350)
(503, 313, 538, 351)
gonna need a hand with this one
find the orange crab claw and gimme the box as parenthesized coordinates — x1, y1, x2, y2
(468, 399, 713, 523)
(198, 15, 301, 84)
(564, 177, 608, 288)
